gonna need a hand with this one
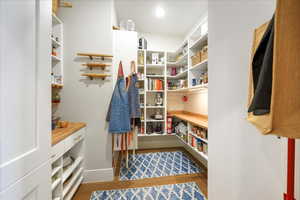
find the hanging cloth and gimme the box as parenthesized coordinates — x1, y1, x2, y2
(106, 61, 131, 134)
(248, 15, 274, 116)
(127, 61, 141, 121)
(247, 0, 300, 138)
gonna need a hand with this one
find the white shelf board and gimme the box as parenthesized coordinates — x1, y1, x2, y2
(146, 75, 164, 78)
(63, 168, 83, 197)
(51, 166, 62, 177)
(52, 14, 63, 25)
(176, 135, 208, 161)
(64, 176, 83, 200)
(146, 119, 165, 122)
(146, 106, 165, 108)
(62, 156, 83, 183)
(167, 88, 189, 93)
(51, 178, 61, 191)
(167, 53, 188, 67)
(190, 60, 208, 71)
(146, 64, 165, 69)
(146, 90, 165, 92)
(51, 55, 61, 62)
(189, 84, 208, 90)
(167, 70, 188, 79)
(51, 38, 62, 48)
(189, 33, 208, 50)
(189, 132, 208, 143)
(138, 133, 175, 137)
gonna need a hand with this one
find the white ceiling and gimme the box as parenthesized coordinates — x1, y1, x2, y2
(114, 0, 208, 37)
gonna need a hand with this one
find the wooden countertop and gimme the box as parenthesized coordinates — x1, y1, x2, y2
(168, 111, 208, 128)
(52, 122, 86, 146)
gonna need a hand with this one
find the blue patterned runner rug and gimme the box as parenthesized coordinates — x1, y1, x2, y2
(90, 182, 206, 200)
(120, 151, 202, 181)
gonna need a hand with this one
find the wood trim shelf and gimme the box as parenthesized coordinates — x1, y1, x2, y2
(52, 83, 63, 89)
(168, 110, 208, 129)
(82, 63, 111, 70)
(52, 122, 86, 146)
(77, 53, 113, 60)
(81, 73, 111, 80)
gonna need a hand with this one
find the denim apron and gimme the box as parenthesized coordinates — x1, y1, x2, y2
(106, 66, 131, 134)
(128, 74, 141, 119)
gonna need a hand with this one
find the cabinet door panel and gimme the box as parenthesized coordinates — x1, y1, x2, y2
(0, 0, 51, 191)
(0, 162, 51, 200)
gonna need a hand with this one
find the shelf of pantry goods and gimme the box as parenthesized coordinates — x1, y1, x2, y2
(52, 122, 86, 146)
(168, 111, 208, 129)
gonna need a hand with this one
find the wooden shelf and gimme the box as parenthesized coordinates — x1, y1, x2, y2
(81, 73, 111, 80)
(168, 111, 208, 129)
(82, 63, 111, 69)
(52, 83, 63, 89)
(77, 53, 113, 60)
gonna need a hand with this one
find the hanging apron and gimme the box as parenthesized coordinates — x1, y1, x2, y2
(106, 62, 131, 134)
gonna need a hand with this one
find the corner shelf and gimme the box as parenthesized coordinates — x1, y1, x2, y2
(77, 53, 113, 60)
(81, 73, 111, 80)
(82, 63, 111, 70)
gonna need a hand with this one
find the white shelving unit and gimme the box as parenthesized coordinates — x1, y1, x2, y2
(51, 128, 85, 200)
(137, 50, 168, 136)
(51, 13, 64, 86)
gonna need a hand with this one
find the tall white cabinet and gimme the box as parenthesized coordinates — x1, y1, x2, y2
(0, 0, 52, 199)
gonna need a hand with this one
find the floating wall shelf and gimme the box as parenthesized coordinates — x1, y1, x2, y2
(81, 73, 111, 80)
(82, 63, 111, 70)
(77, 53, 113, 60)
(52, 83, 63, 89)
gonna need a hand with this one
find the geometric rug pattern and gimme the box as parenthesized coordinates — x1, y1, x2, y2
(119, 151, 202, 181)
(90, 182, 206, 200)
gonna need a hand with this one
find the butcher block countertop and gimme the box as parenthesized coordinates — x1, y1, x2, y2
(52, 122, 86, 146)
(168, 111, 208, 128)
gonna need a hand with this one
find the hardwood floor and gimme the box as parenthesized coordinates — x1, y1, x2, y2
(72, 147, 207, 200)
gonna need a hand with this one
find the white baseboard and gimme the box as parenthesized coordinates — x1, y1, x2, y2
(83, 168, 114, 183)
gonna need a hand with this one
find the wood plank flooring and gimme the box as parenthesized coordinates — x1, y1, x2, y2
(72, 147, 207, 200)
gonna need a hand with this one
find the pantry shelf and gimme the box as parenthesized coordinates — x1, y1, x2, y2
(77, 53, 113, 60)
(82, 63, 111, 70)
(81, 73, 111, 80)
(189, 132, 208, 143)
(52, 55, 61, 62)
(189, 33, 208, 50)
(62, 168, 83, 197)
(167, 53, 188, 67)
(167, 70, 188, 79)
(176, 135, 208, 161)
(190, 59, 208, 71)
(51, 38, 62, 48)
(62, 156, 83, 183)
(51, 178, 61, 191)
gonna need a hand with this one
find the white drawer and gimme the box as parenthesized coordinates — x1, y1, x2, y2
(64, 128, 85, 152)
(51, 140, 65, 162)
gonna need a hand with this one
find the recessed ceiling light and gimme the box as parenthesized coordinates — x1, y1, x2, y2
(155, 6, 165, 18)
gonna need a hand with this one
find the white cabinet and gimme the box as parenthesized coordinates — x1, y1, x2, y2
(0, 162, 51, 200)
(51, 128, 86, 200)
(0, 0, 52, 199)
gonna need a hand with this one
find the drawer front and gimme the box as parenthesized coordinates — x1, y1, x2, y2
(64, 128, 85, 152)
(51, 140, 65, 162)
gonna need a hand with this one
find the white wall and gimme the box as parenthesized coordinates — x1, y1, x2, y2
(139, 32, 183, 52)
(58, 0, 115, 182)
(208, 1, 300, 199)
